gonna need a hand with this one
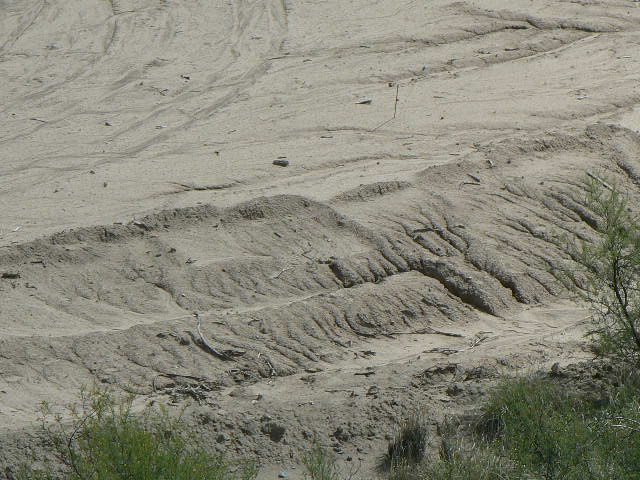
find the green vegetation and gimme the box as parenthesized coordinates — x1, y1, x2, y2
(382, 173, 640, 479)
(302, 442, 343, 480)
(385, 372, 640, 480)
(379, 414, 428, 471)
(18, 173, 640, 480)
(19, 388, 257, 480)
(564, 174, 640, 360)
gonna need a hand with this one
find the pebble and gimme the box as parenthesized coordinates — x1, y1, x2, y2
(273, 159, 289, 167)
(278, 472, 288, 478)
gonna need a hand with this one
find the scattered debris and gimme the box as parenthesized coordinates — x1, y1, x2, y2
(29, 117, 47, 123)
(356, 99, 372, 105)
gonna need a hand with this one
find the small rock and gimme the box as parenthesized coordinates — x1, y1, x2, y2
(273, 159, 289, 167)
(216, 433, 230, 443)
(278, 472, 288, 479)
(104, 121, 112, 126)
(1, 273, 20, 279)
(178, 336, 190, 346)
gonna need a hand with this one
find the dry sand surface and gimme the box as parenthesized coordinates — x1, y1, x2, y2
(2, 0, 640, 477)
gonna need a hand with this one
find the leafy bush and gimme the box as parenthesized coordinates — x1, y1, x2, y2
(563, 174, 640, 361)
(19, 388, 257, 480)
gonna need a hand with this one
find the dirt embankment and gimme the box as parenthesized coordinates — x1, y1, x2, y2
(2, 0, 640, 478)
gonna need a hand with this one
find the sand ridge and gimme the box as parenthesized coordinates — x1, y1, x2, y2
(2, 0, 640, 478)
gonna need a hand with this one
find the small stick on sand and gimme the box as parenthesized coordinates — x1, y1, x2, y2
(586, 171, 613, 191)
(393, 83, 400, 119)
(390, 327, 463, 337)
(272, 266, 296, 279)
(371, 83, 401, 132)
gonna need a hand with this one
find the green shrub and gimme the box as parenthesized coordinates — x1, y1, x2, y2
(392, 374, 640, 480)
(562, 174, 640, 361)
(476, 377, 595, 479)
(19, 388, 257, 480)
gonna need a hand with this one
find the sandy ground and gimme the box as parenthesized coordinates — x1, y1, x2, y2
(3, 0, 640, 478)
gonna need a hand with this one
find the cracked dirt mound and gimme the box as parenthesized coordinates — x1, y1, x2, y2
(2, 0, 640, 478)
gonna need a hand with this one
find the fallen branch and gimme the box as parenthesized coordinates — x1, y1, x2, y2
(354, 371, 376, 377)
(424, 347, 459, 355)
(586, 171, 613, 191)
(170, 182, 235, 193)
(390, 327, 463, 338)
(371, 83, 401, 132)
(272, 266, 296, 279)
(195, 313, 233, 360)
(256, 352, 277, 377)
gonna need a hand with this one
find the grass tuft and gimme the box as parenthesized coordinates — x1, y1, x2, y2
(379, 414, 428, 472)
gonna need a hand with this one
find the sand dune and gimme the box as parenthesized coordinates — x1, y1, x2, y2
(2, 0, 640, 477)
